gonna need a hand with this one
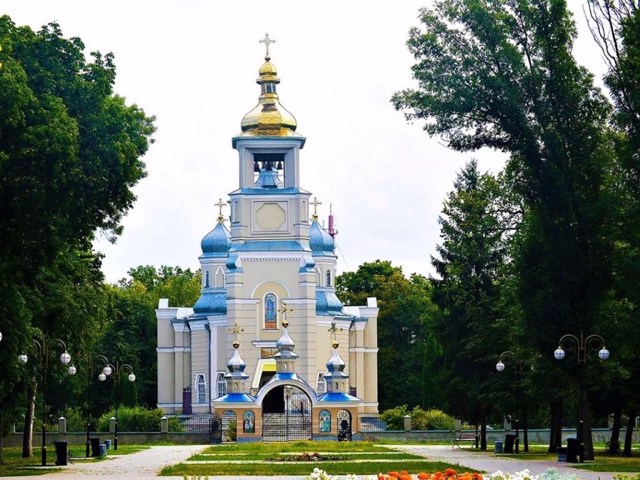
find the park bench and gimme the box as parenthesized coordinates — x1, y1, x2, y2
(452, 430, 479, 448)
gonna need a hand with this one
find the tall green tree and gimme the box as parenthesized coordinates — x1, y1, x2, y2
(392, 0, 613, 457)
(586, 0, 640, 456)
(97, 265, 201, 410)
(430, 160, 507, 449)
(336, 260, 437, 410)
(0, 16, 155, 458)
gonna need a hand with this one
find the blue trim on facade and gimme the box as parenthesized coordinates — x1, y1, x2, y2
(231, 240, 307, 252)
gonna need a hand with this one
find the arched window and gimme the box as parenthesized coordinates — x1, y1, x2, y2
(215, 268, 225, 288)
(243, 411, 255, 433)
(264, 293, 277, 329)
(326, 270, 331, 287)
(196, 374, 207, 403)
(216, 372, 227, 398)
(319, 409, 331, 432)
(205, 270, 210, 288)
(317, 371, 326, 394)
(232, 200, 239, 223)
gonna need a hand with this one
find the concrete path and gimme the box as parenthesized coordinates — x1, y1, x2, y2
(5, 444, 624, 480)
(391, 445, 620, 480)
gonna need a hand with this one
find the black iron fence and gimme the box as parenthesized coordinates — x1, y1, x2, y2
(359, 413, 388, 432)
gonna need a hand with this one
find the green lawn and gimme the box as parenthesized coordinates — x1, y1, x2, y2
(160, 441, 479, 477)
(0, 447, 62, 477)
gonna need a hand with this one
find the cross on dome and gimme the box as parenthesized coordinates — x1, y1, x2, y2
(228, 322, 244, 349)
(310, 197, 322, 219)
(278, 301, 293, 326)
(215, 198, 226, 221)
(259, 33, 276, 57)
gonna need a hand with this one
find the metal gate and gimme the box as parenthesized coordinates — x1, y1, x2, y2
(262, 385, 311, 442)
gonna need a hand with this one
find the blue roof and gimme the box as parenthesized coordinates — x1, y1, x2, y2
(317, 392, 360, 403)
(316, 290, 344, 316)
(193, 289, 227, 315)
(214, 393, 256, 403)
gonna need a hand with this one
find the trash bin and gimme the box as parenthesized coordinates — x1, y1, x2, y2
(99, 443, 107, 457)
(566, 437, 579, 463)
(104, 439, 112, 450)
(504, 434, 516, 454)
(90, 437, 100, 457)
(557, 447, 567, 462)
(54, 441, 68, 466)
(494, 441, 503, 453)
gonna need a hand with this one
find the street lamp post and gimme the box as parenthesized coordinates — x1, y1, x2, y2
(496, 351, 529, 453)
(79, 354, 110, 457)
(19, 337, 72, 466)
(284, 385, 292, 442)
(99, 362, 135, 450)
(554, 330, 609, 463)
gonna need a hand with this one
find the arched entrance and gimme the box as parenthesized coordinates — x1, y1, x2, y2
(262, 384, 311, 441)
(337, 409, 352, 441)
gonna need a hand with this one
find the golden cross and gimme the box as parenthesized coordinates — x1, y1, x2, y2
(278, 301, 293, 326)
(259, 33, 276, 57)
(228, 322, 244, 340)
(215, 198, 226, 219)
(310, 197, 322, 219)
(328, 321, 343, 349)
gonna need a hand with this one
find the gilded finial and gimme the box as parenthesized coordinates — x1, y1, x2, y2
(310, 197, 322, 220)
(259, 33, 276, 59)
(215, 198, 227, 222)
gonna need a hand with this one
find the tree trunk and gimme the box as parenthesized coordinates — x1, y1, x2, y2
(623, 408, 637, 457)
(609, 406, 622, 454)
(582, 395, 595, 461)
(523, 406, 529, 452)
(0, 416, 4, 465)
(480, 415, 487, 450)
(21, 378, 36, 458)
(548, 398, 563, 453)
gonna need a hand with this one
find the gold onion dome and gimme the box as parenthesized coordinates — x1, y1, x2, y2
(240, 54, 298, 136)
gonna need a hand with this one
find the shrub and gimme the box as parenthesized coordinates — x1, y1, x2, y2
(379, 405, 410, 430)
(379, 405, 455, 431)
(95, 406, 165, 432)
(411, 407, 455, 430)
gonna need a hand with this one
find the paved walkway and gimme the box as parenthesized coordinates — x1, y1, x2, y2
(390, 445, 620, 480)
(5, 444, 623, 480)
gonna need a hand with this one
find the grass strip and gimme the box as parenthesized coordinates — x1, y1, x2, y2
(161, 460, 472, 476)
(188, 453, 420, 462)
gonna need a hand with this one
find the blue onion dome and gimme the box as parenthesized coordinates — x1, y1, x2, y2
(309, 219, 334, 254)
(276, 319, 295, 353)
(201, 215, 231, 255)
(227, 340, 247, 374)
(326, 342, 346, 373)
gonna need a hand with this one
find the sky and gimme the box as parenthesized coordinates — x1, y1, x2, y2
(3, 1, 607, 283)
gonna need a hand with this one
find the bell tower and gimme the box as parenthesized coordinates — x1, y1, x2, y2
(224, 35, 318, 388)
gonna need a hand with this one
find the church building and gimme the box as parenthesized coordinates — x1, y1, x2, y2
(156, 36, 379, 440)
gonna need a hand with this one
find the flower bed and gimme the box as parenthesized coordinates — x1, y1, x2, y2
(306, 467, 584, 480)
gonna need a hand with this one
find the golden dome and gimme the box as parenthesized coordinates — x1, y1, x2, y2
(240, 55, 297, 135)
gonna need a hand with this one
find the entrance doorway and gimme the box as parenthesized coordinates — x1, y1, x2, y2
(262, 385, 311, 442)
